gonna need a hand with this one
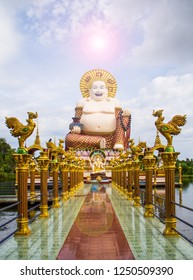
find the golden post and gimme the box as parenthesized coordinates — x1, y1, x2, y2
(59, 161, 69, 200)
(69, 163, 75, 196)
(51, 161, 60, 208)
(178, 164, 182, 186)
(161, 152, 179, 236)
(142, 149, 156, 217)
(29, 160, 36, 203)
(133, 159, 141, 206)
(14, 154, 32, 236)
(37, 151, 50, 217)
(122, 162, 127, 196)
(126, 158, 133, 200)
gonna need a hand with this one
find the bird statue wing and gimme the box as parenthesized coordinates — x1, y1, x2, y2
(5, 117, 27, 137)
(159, 123, 181, 135)
(164, 115, 187, 135)
(169, 115, 187, 127)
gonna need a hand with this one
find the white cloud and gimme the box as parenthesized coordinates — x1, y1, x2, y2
(24, 0, 108, 45)
(0, 67, 76, 149)
(128, 73, 193, 159)
(128, 0, 193, 67)
(100, 0, 153, 27)
(0, 7, 22, 65)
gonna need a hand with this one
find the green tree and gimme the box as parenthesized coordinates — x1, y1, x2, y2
(0, 138, 16, 174)
(177, 158, 193, 176)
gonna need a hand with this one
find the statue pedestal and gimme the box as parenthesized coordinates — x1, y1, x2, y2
(90, 171, 107, 181)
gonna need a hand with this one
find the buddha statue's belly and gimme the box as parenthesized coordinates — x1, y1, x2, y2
(80, 113, 116, 133)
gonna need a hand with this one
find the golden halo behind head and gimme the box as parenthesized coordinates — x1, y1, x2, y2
(80, 69, 117, 98)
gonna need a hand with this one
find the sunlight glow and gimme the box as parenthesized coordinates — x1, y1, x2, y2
(91, 35, 106, 50)
(81, 28, 117, 60)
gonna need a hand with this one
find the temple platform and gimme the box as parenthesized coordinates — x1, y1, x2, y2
(0, 184, 193, 260)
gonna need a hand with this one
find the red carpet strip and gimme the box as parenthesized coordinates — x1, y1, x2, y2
(57, 188, 135, 260)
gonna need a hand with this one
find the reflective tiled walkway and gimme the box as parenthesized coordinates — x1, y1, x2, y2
(57, 185, 134, 260)
(0, 184, 193, 260)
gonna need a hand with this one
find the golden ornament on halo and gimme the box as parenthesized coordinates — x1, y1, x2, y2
(80, 68, 117, 98)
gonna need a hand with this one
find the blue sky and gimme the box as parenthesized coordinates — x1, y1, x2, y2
(0, 0, 193, 159)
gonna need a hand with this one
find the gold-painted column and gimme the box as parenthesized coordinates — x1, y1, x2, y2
(71, 164, 76, 195)
(15, 167, 18, 187)
(133, 160, 141, 206)
(178, 164, 183, 205)
(161, 152, 179, 236)
(76, 168, 80, 189)
(60, 161, 69, 200)
(118, 165, 122, 192)
(29, 160, 36, 203)
(116, 166, 119, 189)
(120, 164, 124, 193)
(37, 151, 50, 217)
(78, 165, 83, 189)
(51, 161, 60, 208)
(126, 159, 133, 200)
(111, 167, 114, 186)
(74, 165, 78, 191)
(142, 150, 156, 217)
(14, 154, 32, 236)
(112, 167, 116, 188)
(178, 164, 182, 187)
(116, 166, 120, 190)
(69, 164, 74, 196)
(122, 162, 127, 195)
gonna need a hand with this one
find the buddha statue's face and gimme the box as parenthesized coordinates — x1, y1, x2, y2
(89, 80, 108, 101)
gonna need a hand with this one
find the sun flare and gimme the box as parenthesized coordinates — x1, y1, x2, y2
(81, 28, 117, 60)
(90, 34, 106, 50)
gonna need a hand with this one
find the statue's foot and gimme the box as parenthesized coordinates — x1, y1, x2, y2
(113, 143, 124, 150)
(100, 138, 106, 149)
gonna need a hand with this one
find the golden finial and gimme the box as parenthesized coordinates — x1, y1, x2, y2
(153, 109, 186, 152)
(5, 112, 38, 153)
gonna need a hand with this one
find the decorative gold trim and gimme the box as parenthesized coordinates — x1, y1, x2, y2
(39, 205, 49, 218)
(81, 130, 114, 136)
(15, 218, 31, 236)
(80, 69, 117, 98)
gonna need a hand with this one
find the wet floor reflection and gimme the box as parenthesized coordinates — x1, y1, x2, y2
(57, 183, 135, 260)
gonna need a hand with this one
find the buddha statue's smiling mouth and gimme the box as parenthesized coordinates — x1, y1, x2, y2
(95, 93, 103, 96)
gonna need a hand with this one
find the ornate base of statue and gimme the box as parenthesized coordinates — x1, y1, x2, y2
(90, 171, 107, 181)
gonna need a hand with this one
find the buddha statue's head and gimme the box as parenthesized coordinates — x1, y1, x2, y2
(89, 80, 108, 101)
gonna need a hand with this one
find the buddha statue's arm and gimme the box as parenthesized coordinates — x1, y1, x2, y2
(115, 107, 122, 118)
(75, 106, 83, 118)
(69, 106, 83, 134)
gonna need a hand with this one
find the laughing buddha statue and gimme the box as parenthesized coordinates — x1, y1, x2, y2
(65, 69, 131, 150)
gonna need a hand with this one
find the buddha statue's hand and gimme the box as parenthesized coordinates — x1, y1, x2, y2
(122, 109, 131, 116)
(71, 125, 81, 134)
